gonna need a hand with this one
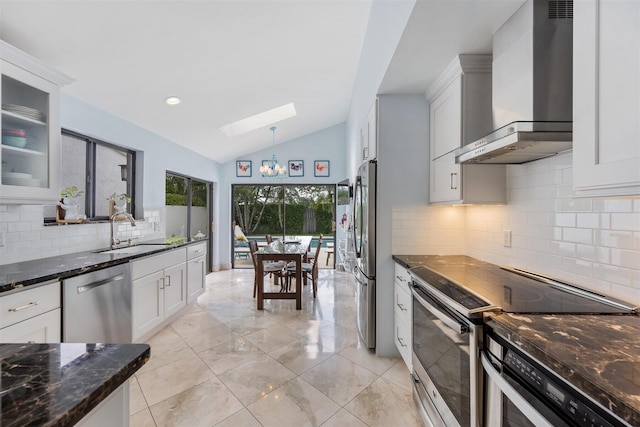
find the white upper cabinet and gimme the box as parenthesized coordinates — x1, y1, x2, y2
(426, 55, 506, 205)
(573, 0, 640, 197)
(0, 40, 73, 204)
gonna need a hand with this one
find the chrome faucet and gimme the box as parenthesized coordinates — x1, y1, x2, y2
(110, 211, 136, 249)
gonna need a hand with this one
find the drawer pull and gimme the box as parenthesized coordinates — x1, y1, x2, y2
(166, 276, 171, 287)
(8, 302, 39, 312)
(397, 302, 408, 311)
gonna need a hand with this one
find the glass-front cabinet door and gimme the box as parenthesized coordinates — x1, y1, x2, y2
(1, 41, 72, 203)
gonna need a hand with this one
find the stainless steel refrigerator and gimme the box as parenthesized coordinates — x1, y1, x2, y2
(353, 160, 376, 349)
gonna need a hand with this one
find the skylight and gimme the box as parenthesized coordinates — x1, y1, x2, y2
(220, 103, 297, 137)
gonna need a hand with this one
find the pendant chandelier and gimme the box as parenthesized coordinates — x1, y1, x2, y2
(260, 126, 287, 178)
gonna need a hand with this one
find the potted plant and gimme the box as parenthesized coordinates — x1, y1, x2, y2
(58, 186, 84, 221)
(107, 192, 131, 215)
(60, 186, 84, 205)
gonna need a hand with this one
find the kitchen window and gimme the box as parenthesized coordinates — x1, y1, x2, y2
(165, 171, 211, 244)
(44, 129, 136, 222)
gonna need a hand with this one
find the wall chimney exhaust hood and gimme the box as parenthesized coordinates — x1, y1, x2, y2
(456, 0, 573, 165)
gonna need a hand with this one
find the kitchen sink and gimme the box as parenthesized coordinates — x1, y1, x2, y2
(98, 244, 169, 255)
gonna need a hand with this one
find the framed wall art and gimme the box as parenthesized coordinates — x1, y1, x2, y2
(288, 160, 304, 177)
(314, 160, 330, 177)
(236, 160, 252, 177)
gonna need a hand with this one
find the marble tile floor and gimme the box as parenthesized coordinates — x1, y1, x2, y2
(129, 269, 423, 427)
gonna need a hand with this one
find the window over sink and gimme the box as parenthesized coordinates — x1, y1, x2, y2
(43, 129, 136, 223)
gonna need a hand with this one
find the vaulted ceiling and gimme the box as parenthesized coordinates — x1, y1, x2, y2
(0, 0, 524, 164)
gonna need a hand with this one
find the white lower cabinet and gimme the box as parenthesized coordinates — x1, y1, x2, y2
(0, 308, 61, 343)
(186, 242, 206, 303)
(394, 263, 412, 370)
(0, 280, 61, 343)
(131, 248, 187, 342)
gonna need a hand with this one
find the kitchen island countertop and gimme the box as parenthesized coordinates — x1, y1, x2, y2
(0, 342, 150, 427)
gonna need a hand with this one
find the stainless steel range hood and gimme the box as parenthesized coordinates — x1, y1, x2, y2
(456, 0, 573, 165)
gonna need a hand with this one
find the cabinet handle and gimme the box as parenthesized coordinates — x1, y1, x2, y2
(396, 302, 408, 311)
(397, 336, 407, 348)
(166, 275, 171, 287)
(160, 277, 165, 289)
(450, 172, 458, 190)
(8, 302, 39, 312)
(395, 275, 406, 283)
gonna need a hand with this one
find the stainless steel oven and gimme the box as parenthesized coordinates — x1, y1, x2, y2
(483, 327, 632, 427)
(407, 257, 635, 427)
(410, 266, 497, 427)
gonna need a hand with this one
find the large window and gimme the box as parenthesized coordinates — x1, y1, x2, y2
(232, 184, 335, 268)
(44, 130, 136, 222)
(165, 172, 210, 244)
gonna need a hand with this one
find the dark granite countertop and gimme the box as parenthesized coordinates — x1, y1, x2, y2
(485, 313, 640, 426)
(0, 239, 207, 295)
(0, 342, 150, 427)
(393, 254, 639, 426)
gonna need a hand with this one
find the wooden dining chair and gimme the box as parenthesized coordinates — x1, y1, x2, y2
(286, 238, 322, 298)
(306, 233, 322, 262)
(249, 240, 286, 297)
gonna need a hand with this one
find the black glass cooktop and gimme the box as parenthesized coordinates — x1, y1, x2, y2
(408, 257, 634, 316)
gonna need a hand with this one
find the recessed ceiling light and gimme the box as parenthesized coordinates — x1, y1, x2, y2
(220, 103, 297, 137)
(164, 96, 182, 105)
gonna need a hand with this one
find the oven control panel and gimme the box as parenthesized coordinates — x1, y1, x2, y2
(504, 351, 616, 427)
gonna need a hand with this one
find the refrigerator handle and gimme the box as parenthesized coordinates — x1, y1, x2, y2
(354, 175, 362, 258)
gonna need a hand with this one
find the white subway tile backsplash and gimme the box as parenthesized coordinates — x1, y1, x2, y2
(593, 199, 634, 213)
(553, 213, 576, 227)
(551, 241, 576, 257)
(576, 213, 601, 229)
(610, 248, 640, 268)
(0, 205, 165, 265)
(595, 230, 634, 249)
(393, 152, 640, 306)
(576, 244, 610, 264)
(593, 263, 634, 287)
(611, 213, 640, 231)
(562, 228, 594, 245)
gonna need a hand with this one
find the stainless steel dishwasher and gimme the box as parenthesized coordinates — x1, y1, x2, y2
(63, 263, 132, 343)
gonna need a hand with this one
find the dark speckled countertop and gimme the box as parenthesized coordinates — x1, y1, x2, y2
(393, 254, 639, 426)
(0, 239, 206, 294)
(0, 342, 150, 427)
(485, 313, 640, 426)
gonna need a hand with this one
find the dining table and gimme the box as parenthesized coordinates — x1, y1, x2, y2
(255, 236, 312, 310)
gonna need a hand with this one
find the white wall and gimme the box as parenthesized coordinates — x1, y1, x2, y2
(217, 123, 348, 269)
(375, 94, 429, 357)
(345, 0, 417, 180)
(392, 152, 640, 307)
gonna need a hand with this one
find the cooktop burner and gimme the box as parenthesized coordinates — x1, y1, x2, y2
(408, 256, 635, 316)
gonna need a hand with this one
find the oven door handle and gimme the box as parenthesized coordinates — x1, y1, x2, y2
(481, 352, 554, 427)
(412, 287, 468, 335)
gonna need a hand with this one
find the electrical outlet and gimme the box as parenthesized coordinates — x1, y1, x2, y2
(503, 230, 512, 248)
